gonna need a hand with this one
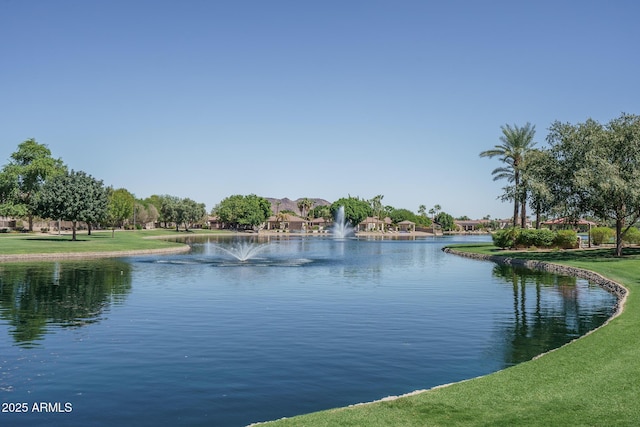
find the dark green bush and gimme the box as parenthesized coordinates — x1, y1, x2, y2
(492, 228, 518, 249)
(494, 228, 578, 249)
(515, 228, 556, 248)
(590, 227, 614, 245)
(554, 230, 579, 249)
(622, 227, 640, 244)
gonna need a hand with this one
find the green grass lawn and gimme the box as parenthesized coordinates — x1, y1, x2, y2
(261, 244, 640, 426)
(0, 229, 226, 255)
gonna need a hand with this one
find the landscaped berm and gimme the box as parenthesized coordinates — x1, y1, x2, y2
(0, 229, 193, 261)
(258, 243, 640, 426)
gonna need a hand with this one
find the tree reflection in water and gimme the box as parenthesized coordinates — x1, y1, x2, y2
(491, 264, 614, 366)
(0, 259, 132, 346)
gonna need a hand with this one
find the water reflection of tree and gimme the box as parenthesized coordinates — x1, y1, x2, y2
(491, 264, 612, 366)
(0, 260, 132, 346)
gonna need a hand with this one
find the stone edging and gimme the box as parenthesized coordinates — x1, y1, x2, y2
(441, 247, 628, 320)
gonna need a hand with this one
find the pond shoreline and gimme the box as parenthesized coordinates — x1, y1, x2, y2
(0, 245, 191, 262)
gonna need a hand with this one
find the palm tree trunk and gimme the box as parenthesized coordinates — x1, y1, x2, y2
(513, 172, 520, 228)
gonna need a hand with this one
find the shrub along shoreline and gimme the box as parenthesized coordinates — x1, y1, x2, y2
(258, 243, 640, 426)
(492, 227, 578, 250)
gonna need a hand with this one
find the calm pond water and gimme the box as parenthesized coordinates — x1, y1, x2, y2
(0, 235, 617, 426)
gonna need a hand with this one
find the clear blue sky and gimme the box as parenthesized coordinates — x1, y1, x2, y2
(2, 1, 639, 219)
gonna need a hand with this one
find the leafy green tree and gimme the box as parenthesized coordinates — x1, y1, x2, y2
(546, 113, 640, 256)
(387, 208, 428, 227)
(389, 208, 416, 224)
(132, 202, 146, 228)
(310, 205, 331, 221)
(145, 195, 169, 227)
(370, 194, 384, 219)
(107, 188, 135, 231)
(82, 177, 109, 235)
(383, 205, 395, 218)
(480, 123, 537, 228)
(416, 205, 431, 226)
(36, 170, 108, 241)
(415, 214, 431, 227)
(145, 202, 160, 226)
(521, 148, 556, 229)
(0, 171, 27, 217)
(182, 198, 206, 231)
(0, 139, 66, 230)
(215, 194, 271, 230)
(330, 197, 371, 227)
(435, 211, 455, 231)
(132, 201, 159, 229)
(159, 195, 183, 231)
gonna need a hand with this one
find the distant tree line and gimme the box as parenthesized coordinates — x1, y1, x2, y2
(1, 139, 456, 239)
(0, 139, 208, 240)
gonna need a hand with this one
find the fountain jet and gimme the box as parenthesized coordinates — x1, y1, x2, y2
(214, 241, 270, 261)
(332, 206, 354, 238)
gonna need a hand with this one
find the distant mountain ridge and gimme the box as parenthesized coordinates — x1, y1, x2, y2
(265, 197, 331, 216)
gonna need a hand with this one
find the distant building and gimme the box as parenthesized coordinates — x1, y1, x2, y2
(265, 214, 308, 232)
(397, 220, 416, 233)
(542, 217, 596, 232)
(454, 220, 488, 232)
(0, 216, 17, 229)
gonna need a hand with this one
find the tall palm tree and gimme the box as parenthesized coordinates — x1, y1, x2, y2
(297, 198, 314, 220)
(480, 123, 537, 228)
(370, 194, 384, 217)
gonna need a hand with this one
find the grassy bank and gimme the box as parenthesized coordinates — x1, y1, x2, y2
(260, 243, 640, 426)
(0, 229, 226, 257)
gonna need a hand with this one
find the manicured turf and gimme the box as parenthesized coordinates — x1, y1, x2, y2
(260, 244, 640, 426)
(0, 229, 223, 255)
